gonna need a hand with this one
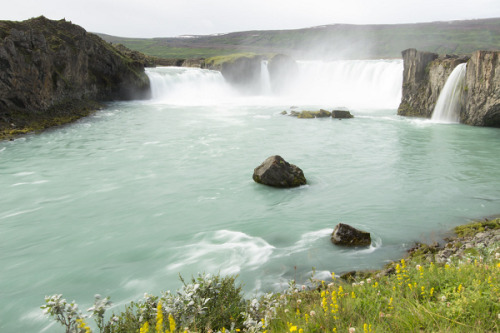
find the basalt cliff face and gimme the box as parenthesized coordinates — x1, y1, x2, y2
(397, 48, 500, 127)
(204, 54, 264, 93)
(463, 51, 500, 126)
(0, 17, 151, 139)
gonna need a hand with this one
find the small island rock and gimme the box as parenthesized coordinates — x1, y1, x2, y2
(253, 155, 307, 188)
(332, 110, 354, 119)
(331, 223, 371, 246)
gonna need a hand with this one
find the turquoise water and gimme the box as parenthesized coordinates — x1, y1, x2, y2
(1, 63, 500, 332)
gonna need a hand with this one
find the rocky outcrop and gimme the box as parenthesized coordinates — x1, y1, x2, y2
(282, 108, 353, 119)
(331, 223, 371, 247)
(204, 54, 263, 93)
(463, 51, 500, 126)
(332, 110, 354, 119)
(253, 155, 307, 188)
(397, 48, 468, 118)
(0, 17, 151, 139)
(397, 48, 500, 127)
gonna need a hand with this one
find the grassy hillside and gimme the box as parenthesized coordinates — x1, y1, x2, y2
(97, 18, 500, 59)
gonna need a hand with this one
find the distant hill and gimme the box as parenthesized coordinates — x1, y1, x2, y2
(97, 18, 500, 60)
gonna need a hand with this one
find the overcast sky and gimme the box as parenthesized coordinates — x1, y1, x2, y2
(3, 0, 500, 38)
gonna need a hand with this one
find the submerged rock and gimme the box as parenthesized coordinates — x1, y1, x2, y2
(253, 155, 307, 188)
(331, 223, 371, 247)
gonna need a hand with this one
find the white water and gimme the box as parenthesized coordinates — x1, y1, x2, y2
(2, 60, 500, 333)
(260, 60, 272, 95)
(146, 59, 403, 109)
(431, 63, 467, 123)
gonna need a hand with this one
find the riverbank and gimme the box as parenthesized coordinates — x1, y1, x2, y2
(42, 218, 500, 332)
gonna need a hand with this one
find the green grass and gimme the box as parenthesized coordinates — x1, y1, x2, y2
(97, 18, 500, 60)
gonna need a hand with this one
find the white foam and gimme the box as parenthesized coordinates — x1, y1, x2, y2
(165, 230, 275, 274)
(14, 171, 35, 176)
(278, 228, 332, 256)
(0, 207, 42, 220)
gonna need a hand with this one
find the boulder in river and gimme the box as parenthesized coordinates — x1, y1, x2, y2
(331, 223, 371, 246)
(253, 155, 307, 188)
(331, 110, 354, 119)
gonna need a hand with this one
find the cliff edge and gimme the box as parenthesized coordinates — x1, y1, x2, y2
(397, 48, 500, 127)
(0, 16, 151, 139)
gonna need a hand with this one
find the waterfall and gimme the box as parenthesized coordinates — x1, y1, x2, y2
(146, 66, 237, 105)
(287, 60, 403, 109)
(146, 60, 403, 109)
(431, 63, 467, 123)
(260, 60, 272, 95)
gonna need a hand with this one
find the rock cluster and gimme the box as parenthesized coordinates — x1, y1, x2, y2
(408, 224, 500, 264)
(253, 155, 306, 188)
(282, 109, 354, 119)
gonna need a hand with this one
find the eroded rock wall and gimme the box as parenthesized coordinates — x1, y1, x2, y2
(397, 48, 469, 118)
(398, 48, 500, 127)
(463, 51, 500, 126)
(0, 16, 151, 138)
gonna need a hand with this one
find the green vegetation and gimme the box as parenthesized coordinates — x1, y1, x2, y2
(42, 219, 499, 332)
(97, 18, 500, 60)
(455, 218, 500, 237)
(204, 53, 260, 68)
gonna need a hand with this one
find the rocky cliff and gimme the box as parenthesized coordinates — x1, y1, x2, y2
(397, 49, 468, 118)
(0, 16, 151, 139)
(203, 54, 263, 93)
(203, 53, 299, 94)
(463, 51, 500, 126)
(397, 48, 500, 127)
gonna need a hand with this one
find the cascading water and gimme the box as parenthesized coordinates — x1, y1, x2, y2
(146, 60, 403, 109)
(431, 63, 467, 123)
(146, 66, 237, 105)
(286, 60, 403, 109)
(260, 60, 272, 95)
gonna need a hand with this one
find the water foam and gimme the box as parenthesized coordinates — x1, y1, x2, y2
(166, 230, 275, 275)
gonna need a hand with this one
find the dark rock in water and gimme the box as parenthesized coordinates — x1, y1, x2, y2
(317, 109, 332, 117)
(289, 109, 332, 118)
(281, 110, 288, 115)
(331, 223, 371, 246)
(332, 110, 354, 119)
(297, 111, 315, 119)
(253, 155, 306, 188)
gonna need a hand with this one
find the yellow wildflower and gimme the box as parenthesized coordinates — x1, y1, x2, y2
(76, 318, 91, 333)
(156, 301, 164, 333)
(140, 321, 150, 333)
(168, 314, 176, 333)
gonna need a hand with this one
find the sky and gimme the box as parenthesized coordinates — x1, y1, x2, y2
(2, 0, 500, 38)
